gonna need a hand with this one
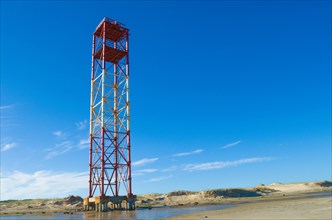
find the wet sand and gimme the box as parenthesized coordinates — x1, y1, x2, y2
(165, 193, 332, 219)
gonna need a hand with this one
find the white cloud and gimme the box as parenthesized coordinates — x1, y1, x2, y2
(135, 169, 157, 173)
(132, 158, 159, 166)
(145, 175, 173, 183)
(76, 120, 88, 130)
(183, 157, 273, 172)
(0, 170, 88, 200)
(45, 141, 73, 160)
(1, 143, 16, 152)
(52, 131, 65, 138)
(173, 149, 204, 157)
(221, 140, 242, 149)
(133, 169, 157, 176)
(162, 166, 178, 172)
(78, 138, 90, 149)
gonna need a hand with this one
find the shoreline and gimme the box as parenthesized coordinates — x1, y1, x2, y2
(1, 181, 331, 218)
(1, 191, 331, 218)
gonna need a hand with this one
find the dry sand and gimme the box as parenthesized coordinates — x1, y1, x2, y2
(165, 194, 331, 219)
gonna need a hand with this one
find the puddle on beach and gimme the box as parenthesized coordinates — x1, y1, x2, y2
(2, 204, 234, 220)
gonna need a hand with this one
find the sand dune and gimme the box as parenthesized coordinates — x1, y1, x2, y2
(137, 180, 331, 208)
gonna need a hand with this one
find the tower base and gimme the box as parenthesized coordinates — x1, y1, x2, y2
(83, 195, 136, 212)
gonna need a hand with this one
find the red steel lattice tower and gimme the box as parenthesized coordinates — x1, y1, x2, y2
(87, 17, 134, 210)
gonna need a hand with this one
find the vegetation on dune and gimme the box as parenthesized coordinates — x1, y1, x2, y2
(202, 188, 261, 198)
(315, 181, 332, 187)
(0, 195, 83, 212)
(166, 190, 196, 197)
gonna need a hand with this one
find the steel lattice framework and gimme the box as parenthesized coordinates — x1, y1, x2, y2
(88, 17, 133, 200)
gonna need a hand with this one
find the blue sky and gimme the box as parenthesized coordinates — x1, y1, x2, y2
(1, 0, 331, 200)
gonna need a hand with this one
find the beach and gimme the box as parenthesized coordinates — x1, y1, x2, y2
(1, 181, 331, 219)
(165, 192, 332, 219)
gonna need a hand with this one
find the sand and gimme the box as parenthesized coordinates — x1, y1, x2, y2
(165, 193, 332, 219)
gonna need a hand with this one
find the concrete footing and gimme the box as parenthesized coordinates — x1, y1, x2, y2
(83, 195, 136, 212)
